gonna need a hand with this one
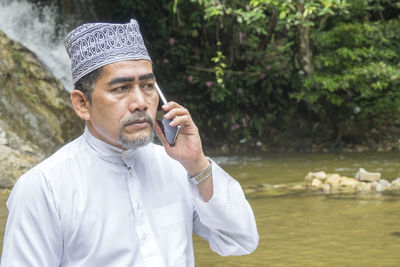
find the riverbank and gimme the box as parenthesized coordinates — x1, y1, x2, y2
(203, 125, 400, 155)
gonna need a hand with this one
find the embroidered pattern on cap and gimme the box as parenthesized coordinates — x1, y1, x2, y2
(65, 19, 151, 84)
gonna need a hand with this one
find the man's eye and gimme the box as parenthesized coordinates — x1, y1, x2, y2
(143, 83, 154, 91)
(112, 86, 129, 93)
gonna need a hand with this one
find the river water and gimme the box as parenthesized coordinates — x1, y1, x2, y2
(1, 152, 400, 265)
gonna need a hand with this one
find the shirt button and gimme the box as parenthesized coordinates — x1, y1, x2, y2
(135, 203, 142, 210)
(141, 233, 147, 241)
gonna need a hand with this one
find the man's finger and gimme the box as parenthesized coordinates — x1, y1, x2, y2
(164, 107, 189, 120)
(162, 101, 181, 112)
(169, 115, 191, 127)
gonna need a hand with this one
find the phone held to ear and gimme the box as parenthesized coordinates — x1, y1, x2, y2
(155, 82, 180, 146)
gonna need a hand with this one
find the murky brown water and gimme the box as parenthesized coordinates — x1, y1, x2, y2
(194, 194, 400, 266)
(1, 152, 400, 265)
(195, 152, 400, 266)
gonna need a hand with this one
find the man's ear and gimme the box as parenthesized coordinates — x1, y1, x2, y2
(70, 90, 91, 121)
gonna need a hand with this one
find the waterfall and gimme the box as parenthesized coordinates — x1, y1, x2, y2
(0, 0, 73, 92)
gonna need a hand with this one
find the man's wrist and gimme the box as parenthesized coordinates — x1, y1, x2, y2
(188, 160, 212, 184)
(185, 156, 210, 177)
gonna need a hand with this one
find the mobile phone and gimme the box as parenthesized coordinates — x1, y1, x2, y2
(155, 82, 180, 146)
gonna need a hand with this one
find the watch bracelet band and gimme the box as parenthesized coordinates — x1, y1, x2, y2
(189, 160, 212, 185)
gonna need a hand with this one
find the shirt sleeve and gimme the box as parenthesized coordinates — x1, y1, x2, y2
(189, 159, 259, 256)
(1, 169, 62, 267)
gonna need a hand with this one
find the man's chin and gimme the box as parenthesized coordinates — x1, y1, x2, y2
(118, 131, 154, 150)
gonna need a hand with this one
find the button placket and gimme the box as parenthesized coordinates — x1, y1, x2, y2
(126, 168, 165, 267)
(141, 233, 147, 241)
(135, 202, 142, 211)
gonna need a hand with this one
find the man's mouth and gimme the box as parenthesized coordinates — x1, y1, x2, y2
(121, 111, 155, 131)
(125, 119, 149, 128)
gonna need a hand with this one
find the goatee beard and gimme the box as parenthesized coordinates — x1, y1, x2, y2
(118, 111, 155, 150)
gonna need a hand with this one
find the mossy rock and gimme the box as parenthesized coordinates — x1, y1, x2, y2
(0, 29, 83, 188)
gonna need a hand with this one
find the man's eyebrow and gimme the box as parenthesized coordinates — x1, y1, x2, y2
(139, 73, 155, 81)
(108, 77, 135, 86)
(107, 73, 155, 86)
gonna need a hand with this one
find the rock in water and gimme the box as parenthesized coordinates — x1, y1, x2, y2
(355, 168, 381, 182)
(305, 171, 327, 186)
(339, 176, 358, 189)
(391, 178, 400, 190)
(325, 174, 341, 188)
(0, 29, 82, 188)
(311, 178, 323, 189)
(355, 181, 372, 192)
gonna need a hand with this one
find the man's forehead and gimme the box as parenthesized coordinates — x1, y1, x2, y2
(101, 60, 154, 84)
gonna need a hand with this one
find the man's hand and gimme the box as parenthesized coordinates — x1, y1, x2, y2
(154, 101, 209, 176)
(154, 101, 213, 201)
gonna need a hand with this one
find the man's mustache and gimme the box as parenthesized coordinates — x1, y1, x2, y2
(121, 111, 155, 129)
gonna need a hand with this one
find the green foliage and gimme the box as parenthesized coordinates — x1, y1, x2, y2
(293, 19, 400, 135)
(95, 0, 400, 146)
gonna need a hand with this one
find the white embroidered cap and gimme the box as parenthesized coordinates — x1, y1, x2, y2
(65, 19, 152, 84)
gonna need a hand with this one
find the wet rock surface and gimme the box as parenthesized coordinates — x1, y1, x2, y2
(0, 29, 82, 188)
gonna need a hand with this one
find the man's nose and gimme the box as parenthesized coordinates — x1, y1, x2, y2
(128, 87, 148, 112)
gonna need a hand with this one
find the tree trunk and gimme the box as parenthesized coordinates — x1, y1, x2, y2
(296, 1, 314, 77)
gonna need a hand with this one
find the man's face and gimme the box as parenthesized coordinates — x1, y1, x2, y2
(86, 60, 159, 149)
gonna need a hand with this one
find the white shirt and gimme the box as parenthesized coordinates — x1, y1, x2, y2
(1, 129, 258, 267)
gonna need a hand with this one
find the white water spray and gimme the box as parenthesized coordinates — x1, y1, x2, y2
(0, 0, 73, 92)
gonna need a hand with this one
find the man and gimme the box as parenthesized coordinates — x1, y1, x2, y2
(1, 19, 258, 266)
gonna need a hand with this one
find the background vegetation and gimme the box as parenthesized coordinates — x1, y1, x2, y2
(52, 0, 400, 149)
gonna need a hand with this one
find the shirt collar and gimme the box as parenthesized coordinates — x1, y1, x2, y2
(83, 127, 139, 167)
